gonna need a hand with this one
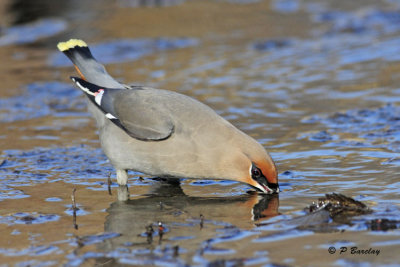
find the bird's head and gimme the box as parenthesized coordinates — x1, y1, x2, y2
(245, 157, 279, 194)
(230, 141, 279, 194)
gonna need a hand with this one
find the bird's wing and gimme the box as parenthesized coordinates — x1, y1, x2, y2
(71, 77, 174, 141)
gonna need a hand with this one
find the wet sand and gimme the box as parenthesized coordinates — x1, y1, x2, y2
(0, 0, 399, 266)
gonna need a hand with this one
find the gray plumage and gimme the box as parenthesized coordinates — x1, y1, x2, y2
(58, 39, 279, 195)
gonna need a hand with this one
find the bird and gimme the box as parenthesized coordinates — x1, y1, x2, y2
(57, 39, 279, 194)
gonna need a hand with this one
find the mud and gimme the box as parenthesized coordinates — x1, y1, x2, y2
(0, 0, 399, 266)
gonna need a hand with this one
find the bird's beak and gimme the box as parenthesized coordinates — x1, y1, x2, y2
(252, 181, 280, 194)
(247, 176, 279, 194)
(254, 159, 279, 194)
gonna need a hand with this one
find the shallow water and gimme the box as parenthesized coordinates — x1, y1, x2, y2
(0, 0, 399, 266)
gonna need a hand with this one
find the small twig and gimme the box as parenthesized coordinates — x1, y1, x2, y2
(200, 214, 204, 229)
(158, 221, 164, 244)
(107, 172, 112, 196)
(71, 188, 78, 230)
(173, 245, 179, 257)
(71, 188, 77, 210)
(146, 224, 154, 244)
(76, 235, 84, 248)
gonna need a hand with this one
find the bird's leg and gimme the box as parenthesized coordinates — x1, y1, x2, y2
(116, 169, 128, 185)
(116, 169, 129, 201)
(117, 184, 130, 201)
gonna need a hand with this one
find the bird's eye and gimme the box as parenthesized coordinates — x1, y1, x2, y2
(252, 167, 262, 178)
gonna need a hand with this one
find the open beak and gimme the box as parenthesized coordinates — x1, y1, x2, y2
(252, 182, 280, 194)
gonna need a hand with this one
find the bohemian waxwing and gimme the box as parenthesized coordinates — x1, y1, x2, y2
(57, 39, 279, 194)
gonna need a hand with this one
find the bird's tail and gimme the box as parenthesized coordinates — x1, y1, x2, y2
(57, 39, 124, 88)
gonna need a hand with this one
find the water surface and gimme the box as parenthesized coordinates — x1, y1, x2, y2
(0, 0, 399, 266)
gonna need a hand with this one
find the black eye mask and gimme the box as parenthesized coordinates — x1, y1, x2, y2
(251, 163, 279, 193)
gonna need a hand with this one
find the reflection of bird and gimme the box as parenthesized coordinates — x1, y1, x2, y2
(100, 182, 279, 252)
(91, 183, 278, 265)
(57, 39, 279, 194)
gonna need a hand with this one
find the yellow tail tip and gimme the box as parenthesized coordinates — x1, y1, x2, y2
(57, 39, 88, 52)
